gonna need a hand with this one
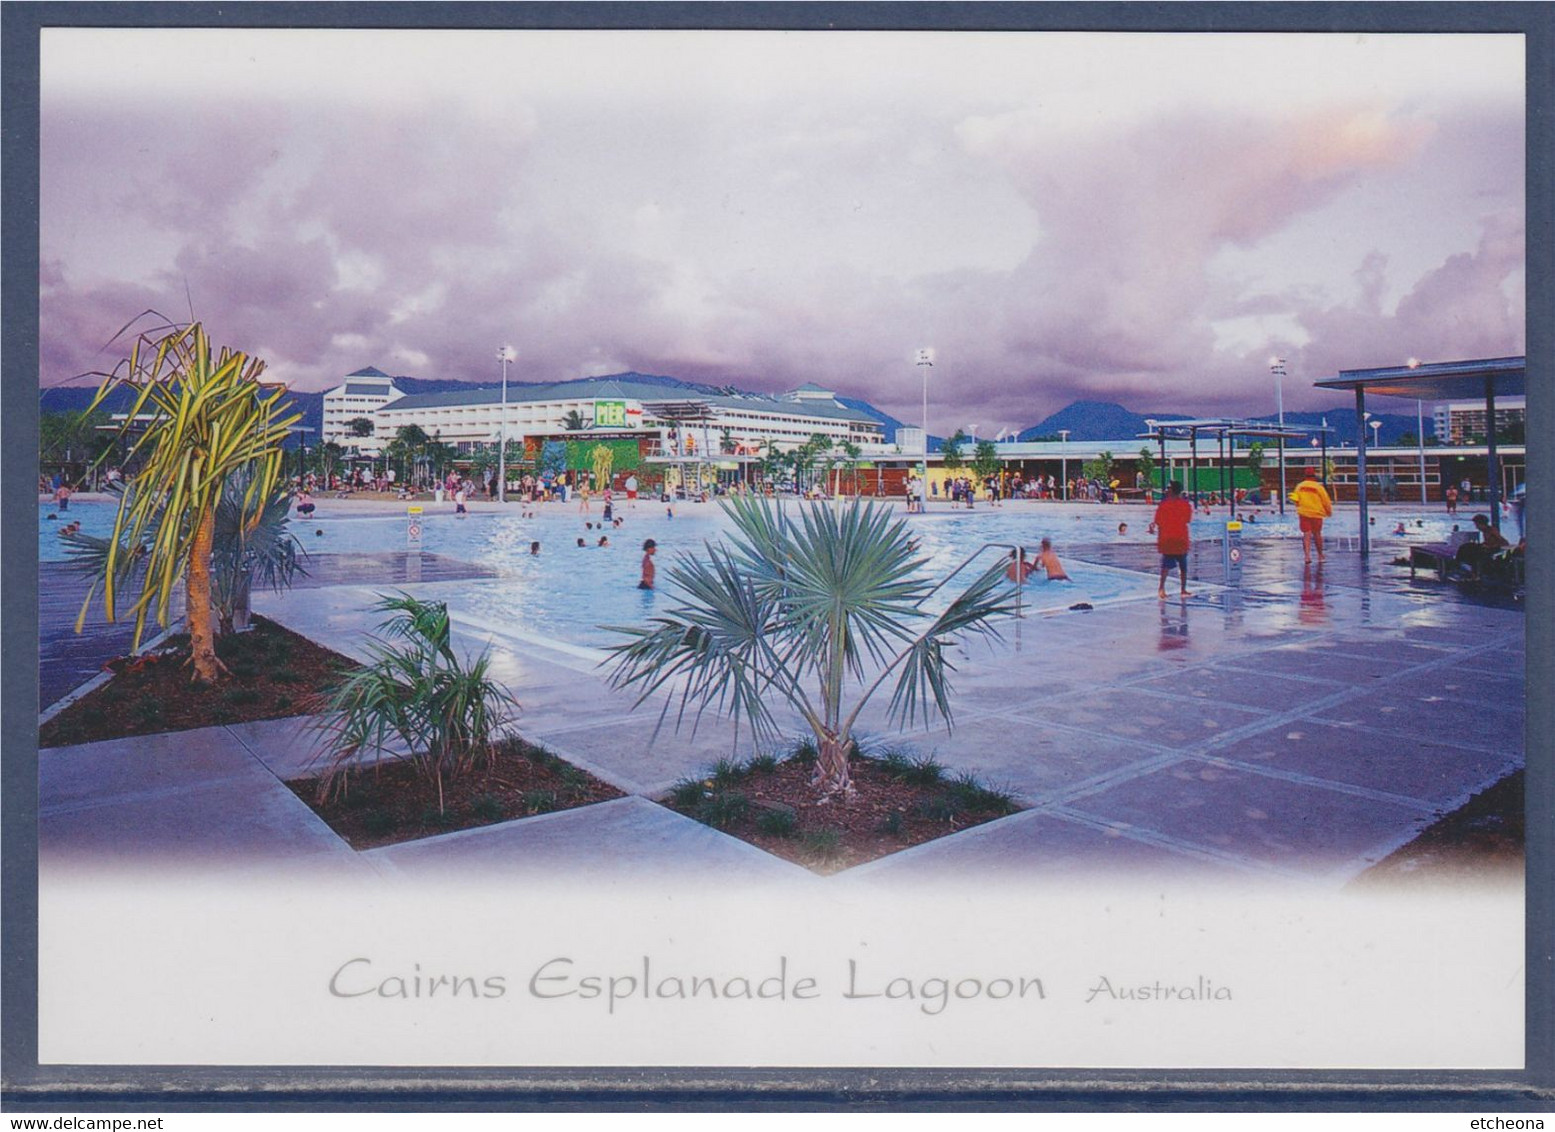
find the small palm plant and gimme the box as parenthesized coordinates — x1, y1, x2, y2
(62, 468, 305, 637)
(210, 466, 305, 634)
(313, 595, 518, 813)
(79, 322, 299, 683)
(605, 496, 1014, 797)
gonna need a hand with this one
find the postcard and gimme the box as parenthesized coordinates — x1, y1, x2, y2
(12, 12, 1544, 1103)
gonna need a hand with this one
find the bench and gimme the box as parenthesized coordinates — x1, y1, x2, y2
(1409, 531, 1476, 580)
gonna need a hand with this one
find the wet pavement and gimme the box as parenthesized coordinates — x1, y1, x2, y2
(37, 518, 1525, 887)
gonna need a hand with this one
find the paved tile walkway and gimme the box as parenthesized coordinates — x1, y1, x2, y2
(37, 536, 1525, 888)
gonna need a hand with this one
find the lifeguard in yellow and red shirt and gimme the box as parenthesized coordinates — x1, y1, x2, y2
(1290, 467, 1334, 563)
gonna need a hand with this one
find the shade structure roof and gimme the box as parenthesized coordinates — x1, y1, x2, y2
(1140, 418, 1325, 439)
(1313, 356, 1524, 401)
(640, 399, 718, 422)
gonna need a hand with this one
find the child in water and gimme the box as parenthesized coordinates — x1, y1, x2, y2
(638, 539, 657, 589)
(1037, 538, 1070, 582)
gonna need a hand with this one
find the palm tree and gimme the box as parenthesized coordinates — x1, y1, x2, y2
(605, 496, 1014, 797)
(210, 468, 305, 634)
(759, 441, 792, 491)
(40, 409, 113, 486)
(834, 438, 862, 497)
(561, 409, 590, 431)
(80, 323, 299, 683)
(348, 417, 375, 438)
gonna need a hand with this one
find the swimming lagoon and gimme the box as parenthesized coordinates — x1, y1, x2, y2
(39, 497, 1472, 649)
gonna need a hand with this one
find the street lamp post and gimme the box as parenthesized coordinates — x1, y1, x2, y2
(1270, 357, 1288, 512)
(1369, 417, 1383, 501)
(497, 345, 516, 503)
(1058, 429, 1070, 500)
(916, 348, 934, 510)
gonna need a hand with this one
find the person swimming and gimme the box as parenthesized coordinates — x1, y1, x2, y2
(1036, 538, 1070, 582)
(1006, 549, 1037, 584)
(638, 539, 657, 589)
(530, 541, 540, 555)
(598, 536, 610, 547)
(576, 537, 586, 547)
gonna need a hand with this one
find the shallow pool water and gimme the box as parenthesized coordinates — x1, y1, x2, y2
(41, 498, 1495, 648)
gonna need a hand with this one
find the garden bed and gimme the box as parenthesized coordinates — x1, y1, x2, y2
(1351, 769, 1524, 885)
(40, 616, 358, 747)
(286, 738, 624, 850)
(663, 745, 1023, 875)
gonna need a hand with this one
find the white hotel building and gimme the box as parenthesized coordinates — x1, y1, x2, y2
(318, 367, 405, 456)
(319, 370, 885, 458)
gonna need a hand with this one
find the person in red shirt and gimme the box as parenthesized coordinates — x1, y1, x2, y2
(1153, 480, 1194, 599)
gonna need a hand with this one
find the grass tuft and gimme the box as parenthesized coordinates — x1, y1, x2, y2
(470, 794, 505, 822)
(754, 805, 799, 838)
(898, 754, 946, 787)
(523, 790, 558, 815)
(363, 809, 397, 836)
(800, 828, 843, 861)
(696, 790, 750, 830)
(668, 777, 708, 809)
(914, 795, 960, 822)
(945, 772, 1017, 815)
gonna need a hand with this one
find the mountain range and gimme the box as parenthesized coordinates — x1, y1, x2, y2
(1016, 400, 1423, 448)
(38, 377, 1426, 449)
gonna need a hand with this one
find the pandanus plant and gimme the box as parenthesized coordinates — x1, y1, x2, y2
(604, 496, 1015, 798)
(64, 466, 304, 637)
(79, 323, 300, 683)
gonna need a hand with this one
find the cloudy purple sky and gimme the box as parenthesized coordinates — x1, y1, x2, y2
(40, 29, 1524, 431)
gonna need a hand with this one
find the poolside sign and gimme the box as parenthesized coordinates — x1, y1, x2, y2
(407, 505, 423, 549)
(1223, 519, 1242, 584)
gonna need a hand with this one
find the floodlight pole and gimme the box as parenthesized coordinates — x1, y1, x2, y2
(1271, 357, 1288, 514)
(1058, 429, 1070, 500)
(497, 345, 516, 503)
(916, 348, 934, 511)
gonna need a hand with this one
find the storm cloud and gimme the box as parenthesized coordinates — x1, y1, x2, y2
(40, 29, 1524, 432)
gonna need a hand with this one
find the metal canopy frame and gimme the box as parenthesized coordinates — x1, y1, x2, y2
(1314, 356, 1525, 556)
(1141, 419, 1326, 519)
(639, 399, 726, 494)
